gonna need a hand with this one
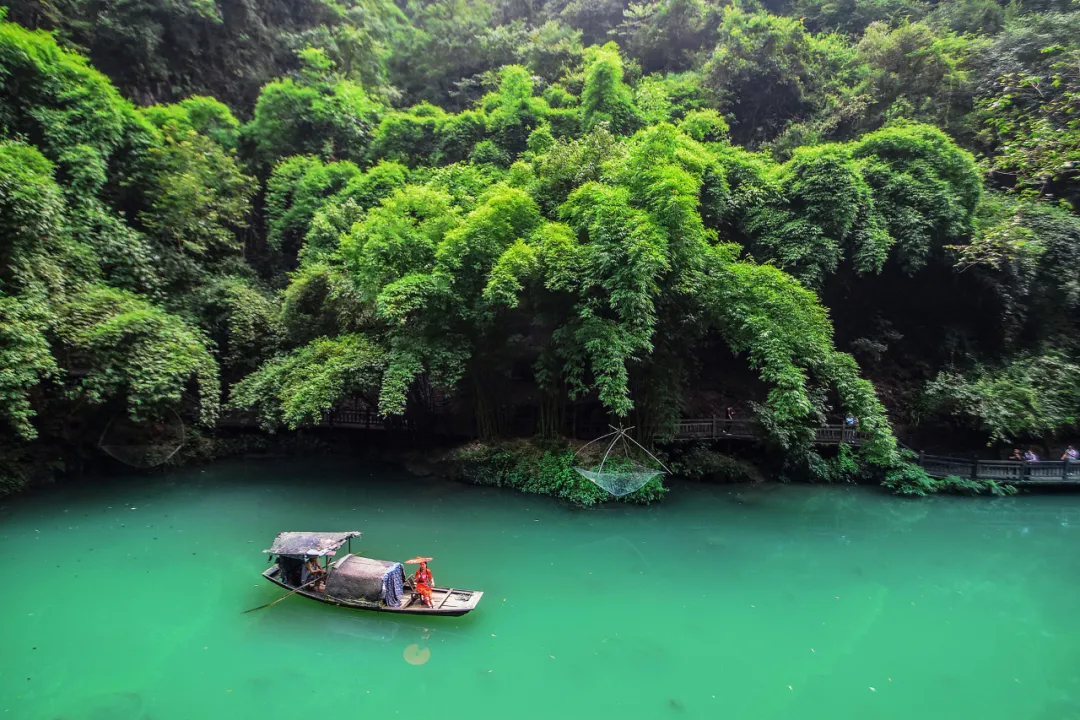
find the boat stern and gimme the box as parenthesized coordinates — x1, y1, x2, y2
(436, 589, 483, 615)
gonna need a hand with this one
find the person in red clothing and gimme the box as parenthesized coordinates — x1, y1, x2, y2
(415, 562, 433, 607)
(406, 557, 434, 607)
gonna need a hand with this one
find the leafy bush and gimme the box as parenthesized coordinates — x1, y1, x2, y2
(228, 334, 386, 430)
(668, 445, 762, 483)
(443, 439, 667, 506)
(243, 50, 384, 169)
(56, 286, 222, 425)
(807, 444, 863, 483)
(926, 353, 1080, 442)
(883, 464, 1017, 496)
(166, 428, 331, 466)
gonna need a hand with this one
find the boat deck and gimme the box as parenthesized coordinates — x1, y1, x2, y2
(261, 564, 482, 616)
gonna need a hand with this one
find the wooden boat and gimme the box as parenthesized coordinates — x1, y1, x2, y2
(260, 531, 483, 617)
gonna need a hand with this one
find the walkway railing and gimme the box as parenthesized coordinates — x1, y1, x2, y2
(221, 411, 871, 445)
(220, 409, 1080, 485)
(217, 409, 391, 431)
(326, 409, 383, 428)
(917, 454, 1080, 484)
(669, 418, 870, 445)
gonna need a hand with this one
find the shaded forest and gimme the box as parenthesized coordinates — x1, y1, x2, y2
(1, 0, 1078, 494)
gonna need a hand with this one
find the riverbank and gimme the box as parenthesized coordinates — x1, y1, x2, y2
(0, 425, 1023, 502)
(180, 431, 1020, 503)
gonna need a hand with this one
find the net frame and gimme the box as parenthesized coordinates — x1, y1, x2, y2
(572, 425, 670, 497)
(98, 409, 186, 468)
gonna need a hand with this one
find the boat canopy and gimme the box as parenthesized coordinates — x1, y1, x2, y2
(325, 555, 405, 607)
(264, 531, 360, 558)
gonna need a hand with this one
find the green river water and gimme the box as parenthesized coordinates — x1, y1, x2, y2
(2, 457, 1079, 719)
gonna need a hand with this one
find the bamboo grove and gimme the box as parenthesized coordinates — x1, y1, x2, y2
(1, 0, 1078, 493)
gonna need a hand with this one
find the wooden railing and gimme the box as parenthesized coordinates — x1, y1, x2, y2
(668, 418, 870, 445)
(917, 454, 1080, 484)
(219, 409, 1080, 485)
(217, 409, 390, 431)
(221, 411, 871, 445)
(327, 409, 384, 428)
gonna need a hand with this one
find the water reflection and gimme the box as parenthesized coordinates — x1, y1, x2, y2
(573, 534, 654, 575)
(320, 609, 472, 668)
(403, 643, 431, 665)
(323, 611, 462, 644)
(7, 459, 1080, 720)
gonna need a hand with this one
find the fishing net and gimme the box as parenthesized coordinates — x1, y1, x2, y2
(98, 411, 186, 468)
(573, 426, 669, 497)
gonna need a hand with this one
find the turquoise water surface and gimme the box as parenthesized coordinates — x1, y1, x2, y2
(1, 457, 1078, 719)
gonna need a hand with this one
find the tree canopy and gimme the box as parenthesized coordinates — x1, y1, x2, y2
(4, 0, 1080, 495)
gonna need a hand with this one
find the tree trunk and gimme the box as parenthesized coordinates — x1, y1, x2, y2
(472, 368, 506, 441)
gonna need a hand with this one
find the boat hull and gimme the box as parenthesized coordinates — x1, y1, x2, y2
(261, 565, 482, 616)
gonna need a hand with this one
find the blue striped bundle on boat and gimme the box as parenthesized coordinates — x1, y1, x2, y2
(383, 563, 405, 607)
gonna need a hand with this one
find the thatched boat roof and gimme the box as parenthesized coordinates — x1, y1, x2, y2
(264, 531, 361, 558)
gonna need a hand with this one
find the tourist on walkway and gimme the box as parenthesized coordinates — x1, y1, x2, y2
(1023, 449, 1039, 462)
(1062, 446, 1078, 462)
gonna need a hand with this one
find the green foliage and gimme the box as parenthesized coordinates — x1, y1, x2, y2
(386, 0, 503, 107)
(927, 352, 1080, 441)
(56, 285, 221, 425)
(795, 0, 930, 34)
(741, 123, 980, 284)
(243, 54, 384, 169)
(431, 110, 487, 164)
(4, 0, 398, 106)
(265, 156, 360, 255)
(345, 160, 411, 207)
(0, 20, 151, 192)
(281, 262, 375, 345)
(0, 295, 57, 440)
(228, 333, 386, 430)
(0, 141, 94, 295)
(976, 16, 1080, 205)
(703, 8, 845, 144)
(953, 197, 1080, 344)
(677, 109, 729, 143)
(882, 462, 939, 495)
(668, 445, 763, 483)
(559, 0, 629, 47)
(483, 65, 554, 157)
(636, 72, 709, 124)
(369, 103, 447, 166)
(580, 42, 641, 134)
(705, 249, 895, 460)
(10, 0, 1080, 501)
(616, 0, 709, 74)
(851, 123, 981, 271)
(521, 21, 585, 82)
(527, 124, 622, 212)
(142, 96, 241, 149)
(444, 439, 667, 505)
(341, 185, 460, 297)
(744, 143, 888, 286)
(134, 127, 255, 264)
(195, 276, 283, 373)
(883, 465, 1017, 496)
(928, 0, 1006, 35)
(856, 21, 982, 134)
(806, 444, 863, 483)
